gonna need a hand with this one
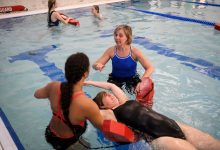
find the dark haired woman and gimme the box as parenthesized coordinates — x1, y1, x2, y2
(34, 53, 104, 149)
(85, 80, 220, 150)
(47, 0, 70, 27)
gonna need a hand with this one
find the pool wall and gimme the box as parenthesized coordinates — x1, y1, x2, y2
(0, 0, 128, 19)
(0, 0, 127, 11)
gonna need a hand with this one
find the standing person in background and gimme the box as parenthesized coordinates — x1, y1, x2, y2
(34, 53, 104, 150)
(91, 5, 103, 20)
(92, 24, 154, 95)
(47, 0, 70, 27)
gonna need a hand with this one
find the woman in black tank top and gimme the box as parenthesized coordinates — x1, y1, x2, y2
(85, 80, 220, 150)
(47, 0, 70, 27)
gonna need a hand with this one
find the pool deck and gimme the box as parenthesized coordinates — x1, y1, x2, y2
(0, 0, 128, 19)
(0, 118, 17, 150)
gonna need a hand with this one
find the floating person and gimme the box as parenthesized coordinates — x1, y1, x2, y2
(84, 80, 220, 150)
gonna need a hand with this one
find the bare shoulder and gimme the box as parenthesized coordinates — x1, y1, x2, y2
(131, 46, 142, 54)
(53, 11, 60, 16)
(49, 81, 61, 90)
(106, 46, 115, 53)
(75, 95, 97, 109)
(103, 46, 115, 58)
(131, 46, 143, 60)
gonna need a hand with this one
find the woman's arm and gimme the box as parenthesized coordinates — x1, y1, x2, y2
(132, 47, 154, 78)
(34, 82, 52, 99)
(92, 47, 113, 71)
(54, 12, 70, 24)
(83, 97, 104, 130)
(85, 81, 128, 104)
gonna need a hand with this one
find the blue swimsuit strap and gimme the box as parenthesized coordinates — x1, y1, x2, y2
(114, 46, 132, 58)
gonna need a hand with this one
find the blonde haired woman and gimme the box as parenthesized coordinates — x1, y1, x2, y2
(93, 25, 154, 95)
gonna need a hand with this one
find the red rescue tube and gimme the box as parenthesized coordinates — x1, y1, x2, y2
(214, 23, 220, 31)
(135, 77, 154, 109)
(68, 19, 80, 26)
(60, 12, 80, 26)
(0, 5, 28, 13)
(102, 120, 135, 143)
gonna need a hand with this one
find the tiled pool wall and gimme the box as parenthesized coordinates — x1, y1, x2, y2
(0, 0, 127, 11)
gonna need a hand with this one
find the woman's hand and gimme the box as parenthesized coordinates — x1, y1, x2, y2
(93, 63, 105, 71)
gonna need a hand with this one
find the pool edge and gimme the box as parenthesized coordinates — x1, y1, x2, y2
(0, 0, 128, 20)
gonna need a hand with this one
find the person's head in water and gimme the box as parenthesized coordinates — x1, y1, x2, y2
(114, 24, 132, 45)
(92, 5, 100, 14)
(93, 91, 120, 109)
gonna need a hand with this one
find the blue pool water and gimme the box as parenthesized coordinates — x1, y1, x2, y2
(0, 0, 220, 149)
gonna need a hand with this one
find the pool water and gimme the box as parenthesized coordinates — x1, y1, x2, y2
(0, 0, 220, 149)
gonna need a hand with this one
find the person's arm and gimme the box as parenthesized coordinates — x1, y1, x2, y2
(133, 47, 154, 79)
(54, 12, 70, 24)
(85, 80, 128, 104)
(84, 98, 104, 130)
(92, 47, 113, 71)
(34, 82, 52, 99)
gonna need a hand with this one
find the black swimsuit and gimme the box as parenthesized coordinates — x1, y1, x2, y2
(113, 101, 186, 141)
(48, 10, 60, 27)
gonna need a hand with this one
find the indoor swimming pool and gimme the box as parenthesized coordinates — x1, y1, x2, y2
(0, 0, 220, 149)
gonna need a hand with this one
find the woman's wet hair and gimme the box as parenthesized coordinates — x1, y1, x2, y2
(64, 52, 89, 83)
(114, 24, 132, 45)
(93, 5, 100, 13)
(48, 0, 56, 12)
(48, 0, 56, 21)
(93, 91, 106, 109)
(61, 52, 90, 125)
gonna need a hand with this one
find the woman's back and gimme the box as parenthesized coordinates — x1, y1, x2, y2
(48, 82, 87, 138)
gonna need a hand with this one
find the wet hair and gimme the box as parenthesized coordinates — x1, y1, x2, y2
(93, 91, 106, 109)
(61, 52, 90, 125)
(93, 5, 100, 13)
(48, 0, 56, 21)
(48, 0, 56, 12)
(114, 24, 132, 45)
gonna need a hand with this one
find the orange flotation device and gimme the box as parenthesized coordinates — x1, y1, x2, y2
(214, 23, 220, 31)
(60, 13, 80, 26)
(102, 120, 135, 143)
(68, 19, 80, 26)
(135, 77, 154, 109)
(0, 5, 28, 13)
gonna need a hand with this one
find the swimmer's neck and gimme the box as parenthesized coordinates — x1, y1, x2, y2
(116, 44, 130, 51)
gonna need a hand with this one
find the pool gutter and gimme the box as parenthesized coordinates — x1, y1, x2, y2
(0, 0, 128, 19)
